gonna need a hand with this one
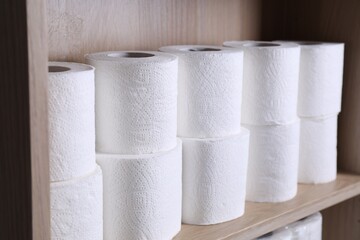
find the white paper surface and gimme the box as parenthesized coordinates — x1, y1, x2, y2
(244, 121, 300, 202)
(97, 140, 182, 240)
(276, 41, 344, 117)
(181, 129, 250, 225)
(256, 228, 292, 240)
(51, 166, 103, 240)
(86, 51, 178, 154)
(223, 41, 300, 125)
(48, 62, 96, 182)
(288, 212, 322, 240)
(159, 45, 243, 138)
(299, 115, 338, 183)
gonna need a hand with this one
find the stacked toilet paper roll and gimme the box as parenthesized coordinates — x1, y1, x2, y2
(224, 41, 301, 202)
(97, 140, 182, 240)
(48, 62, 102, 239)
(86, 51, 177, 155)
(160, 45, 249, 224)
(275, 41, 344, 184)
(288, 212, 322, 240)
(86, 51, 182, 239)
(255, 212, 322, 240)
(255, 228, 292, 240)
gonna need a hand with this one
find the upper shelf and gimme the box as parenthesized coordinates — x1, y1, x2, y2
(174, 173, 360, 240)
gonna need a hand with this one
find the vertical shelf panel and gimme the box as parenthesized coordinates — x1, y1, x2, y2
(47, 0, 262, 62)
(0, 0, 49, 239)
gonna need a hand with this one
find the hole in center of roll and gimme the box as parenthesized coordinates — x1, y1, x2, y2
(188, 47, 222, 52)
(295, 42, 323, 45)
(107, 52, 155, 58)
(48, 66, 71, 72)
(244, 43, 280, 47)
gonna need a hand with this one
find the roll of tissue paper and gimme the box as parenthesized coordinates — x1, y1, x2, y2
(159, 45, 243, 138)
(51, 166, 103, 240)
(223, 41, 300, 125)
(244, 121, 300, 202)
(276, 41, 344, 117)
(85, 51, 178, 154)
(288, 212, 322, 240)
(48, 62, 96, 182)
(299, 114, 338, 184)
(256, 228, 292, 240)
(182, 129, 250, 225)
(97, 140, 182, 240)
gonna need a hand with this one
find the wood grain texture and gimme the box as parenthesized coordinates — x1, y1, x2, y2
(321, 195, 360, 240)
(27, 0, 50, 239)
(47, 0, 262, 62)
(174, 173, 360, 240)
(0, 0, 49, 239)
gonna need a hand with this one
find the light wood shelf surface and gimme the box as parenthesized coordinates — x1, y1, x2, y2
(174, 173, 360, 240)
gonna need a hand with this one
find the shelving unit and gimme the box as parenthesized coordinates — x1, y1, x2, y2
(2, 0, 360, 239)
(175, 173, 360, 239)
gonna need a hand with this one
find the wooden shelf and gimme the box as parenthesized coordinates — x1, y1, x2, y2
(174, 173, 360, 240)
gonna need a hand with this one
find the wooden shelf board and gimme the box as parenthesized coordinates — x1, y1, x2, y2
(174, 173, 360, 240)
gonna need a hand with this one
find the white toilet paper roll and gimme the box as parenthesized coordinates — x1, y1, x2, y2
(181, 129, 250, 225)
(51, 166, 103, 240)
(159, 45, 243, 138)
(244, 121, 300, 202)
(276, 41, 344, 117)
(223, 41, 300, 125)
(85, 51, 178, 154)
(299, 114, 338, 184)
(48, 62, 96, 182)
(97, 140, 182, 240)
(288, 212, 322, 240)
(256, 228, 292, 240)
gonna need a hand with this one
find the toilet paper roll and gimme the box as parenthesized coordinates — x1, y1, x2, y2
(48, 62, 96, 182)
(276, 41, 344, 117)
(288, 212, 322, 240)
(181, 129, 250, 225)
(159, 45, 243, 138)
(223, 41, 300, 125)
(299, 114, 338, 184)
(97, 139, 182, 240)
(51, 166, 103, 240)
(85, 51, 178, 154)
(244, 121, 300, 202)
(256, 228, 292, 240)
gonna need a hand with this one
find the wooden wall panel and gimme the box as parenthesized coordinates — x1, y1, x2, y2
(47, 0, 262, 62)
(0, 0, 49, 239)
(28, 0, 50, 239)
(321, 195, 360, 240)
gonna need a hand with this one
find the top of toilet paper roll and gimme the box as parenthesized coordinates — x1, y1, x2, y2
(223, 40, 299, 49)
(274, 40, 344, 48)
(159, 45, 243, 55)
(85, 51, 177, 64)
(49, 61, 94, 75)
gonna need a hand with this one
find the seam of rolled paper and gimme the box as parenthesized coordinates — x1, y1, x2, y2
(180, 128, 250, 142)
(50, 165, 101, 186)
(96, 139, 181, 159)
